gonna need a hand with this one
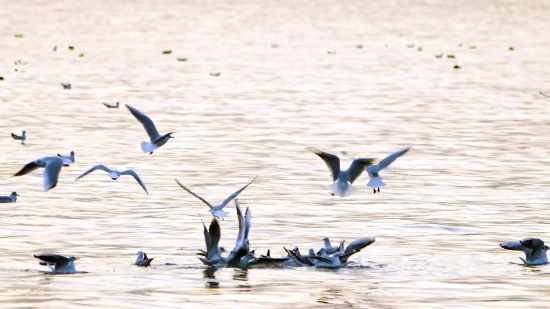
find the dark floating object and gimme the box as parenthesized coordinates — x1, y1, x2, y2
(53, 46, 57, 52)
(458, 43, 463, 47)
(327, 51, 336, 54)
(509, 46, 515, 51)
(162, 50, 172, 54)
(435, 53, 443, 58)
(14, 34, 24, 38)
(454, 65, 461, 69)
(356, 44, 363, 49)
(417, 46, 422, 52)
(78, 53, 84, 57)
(469, 45, 477, 49)
(177, 58, 188, 62)
(447, 54, 455, 59)
(61, 83, 71, 89)
(0, 77, 4, 81)
(68, 46, 74, 50)
(406, 44, 414, 48)
(271, 44, 279, 48)
(210, 72, 221, 77)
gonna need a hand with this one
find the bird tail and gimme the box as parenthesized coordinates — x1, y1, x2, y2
(141, 141, 158, 153)
(329, 181, 356, 197)
(367, 177, 386, 188)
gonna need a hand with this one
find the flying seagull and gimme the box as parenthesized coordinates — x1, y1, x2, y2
(0, 192, 19, 203)
(34, 254, 79, 274)
(11, 156, 68, 191)
(366, 146, 410, 193)
(175, 175, 257, 219)
(11, 131, 26, 145)
(309, 148, 375, 197)
(135, 251, 154, 266)
(57, 151, 76, 166)
(125, 104, 174, 154)
(75, 165, 148, 194)
(500, 238, 549, 265)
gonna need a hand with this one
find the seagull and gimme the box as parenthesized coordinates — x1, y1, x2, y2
(34, 254, 79, 274)
(366, 146, 411, 193)
(135, 251, 154, 266)
(103, 102, 119, 108)
(246, 249, 288, 268)
(309, 148, 375, 197)
(198, 218, 226, 268)
(500, 238, 549, 265)
(541, 92, 550, 98)
(322, 237, 341, 255)
(11, 131, 26, 144)
(125, 104, 174, 154)
(175, 175, 257, 219)
(11, 156, 68, 191)
(341, 237, 375, 263)
(75, 165, 148, 194)
(225, 199, 252, 268)
(57, 151, 76, 166)
(307, 247, 353, 268)
(283, 247, 312, 267)
(0, 192, 19, 203)
(210, 72, 221, 76)
(61, 83, 71, 89)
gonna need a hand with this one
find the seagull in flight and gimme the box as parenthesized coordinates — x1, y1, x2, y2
(175, 175, 257, 219)
(11, 156, 68, 191)
(366, 146, 410, 193)
(57, 151, 76, 166)
(75, 165, 148, 194)
(11, 131, 26, 145)
(500, 238, 549, 265)
(34, 254, 79, 274)
(125, 104, 174, 154)
(309, 148, 375, 197)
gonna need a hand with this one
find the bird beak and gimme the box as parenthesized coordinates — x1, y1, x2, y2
(15, 193, 20, 196)
(222, 248, 228, 253)
(74, 257, 80, 260)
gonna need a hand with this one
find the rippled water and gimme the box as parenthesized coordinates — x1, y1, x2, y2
(1, 0, 550, 307)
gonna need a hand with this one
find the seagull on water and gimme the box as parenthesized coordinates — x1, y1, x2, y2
(366, 146, 410, 193)
(309, 148, 375, 197)
(135, 251, 154, 266)
(57, 151, 76, 166)
(308, 247, 353, 268)
(125, 104, 174, 154)
(198, 218, 227, 267)
(75, 165, 148, 194)
(322, 237, 342, 255)
(175, 175, 257, 219)
(61, 83, 71, 89)
(34, 254, 79, 274)
(103, 102, 119, 108)
(11, 156, 68, 191)
(500, 238, 549, 265)
(0, 192, 19, 203)
(11, 131, 26, 145)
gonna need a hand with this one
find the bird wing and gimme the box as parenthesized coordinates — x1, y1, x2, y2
(43, 158, 63, 192)
(175, 180, 213, 209)
(520, 238, 546, 261)
(348, 158, 376, 183)
(34, 254, 69, 264)
(377, 147, 411, 171)
(125, 104, 161, 142)
(235, 199, 245, 247)
(76, 165, 111, 180)
(309, 148, 340, 182)
(541, 92, 550, 98)
(120, 170, 148, 194)
(219, 175, 258, 209)
(12, 161, 40, 177)
(201, 220, 211, 256)
(344, 237, 375, 254)
(500, 240, 531, 258)
(208, 218, 221, 259)
(244, 207, 252, 241)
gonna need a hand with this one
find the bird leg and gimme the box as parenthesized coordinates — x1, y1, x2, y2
(373, 188, 376, 194)
(150, 152, 154, 155)
(377, 187, 380, 193)
(331, 193, 334, 196)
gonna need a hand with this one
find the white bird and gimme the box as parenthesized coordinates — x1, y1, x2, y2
(341, 237, 376, 263)
(34, 254, 79, 274)
(307, 247, 352, 269)
(135, 251, 154, 266)
(500, 238, 549, 265)
(321, 237, 341, 255)
(198, 218, 226, 267)
(366, 146, 411, 194)
(125, 104, 174, 154)
(309, 148, 375, 197)
(11, 156, 68, 191)
(61, 83, 71, 89)
(541, 92, 550, 98)
(225, 199, 252, 268)
(175, 175, 257, 219)
(11, 131, 26, 145)
(103, 102, 119, 108)
(75, 165, 148, 194)
(57, 151, 76, 166)
(0, 191, 19, 203)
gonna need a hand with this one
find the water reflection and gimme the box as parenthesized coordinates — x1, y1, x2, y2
(203, 267, 220, 288)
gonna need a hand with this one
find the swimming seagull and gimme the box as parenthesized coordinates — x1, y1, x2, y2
(11, 156, 68, 191)
(225, 199, 252, 268)
(175, 175, 257, 219)
(322, 237, 341, 255)
(366, 146, 411, 194)
(57, 151, 76, 165)
(309, 148, 375, 197)
(61, 83, 71, 89)
(75, 165, 148, 194)
(103, 102, 119, 108)
(125, 104, 175, 154)
(308, 246, 353, 269)
(34, 254, 79, 274)
(541, 92, 550, 98)
(11, 131, 26, 144)
(0, 192, 19, 203)
(135, 251, 154, 266)
(500, 238, 549, 265)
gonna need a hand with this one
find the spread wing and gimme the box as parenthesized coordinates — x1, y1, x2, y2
(76, 165, 112, 180)
(378, 147, 411, 171)
(520, 238, 545, 260)
(541, 92, 550, 98)
(207, 218, 221, 259)
(12, 161, 40, 177)
(43, 158, 64, 191)
(235, 199, 245, 247)
(120, 170, 148, 194)
(219, 175, 258, 209)
(34, 254, 69, 265)
(125, 104, 161, 142)
(309, 148, 340, 182)
(175, 180, 213, 209)
(344, 237, 375, 254)
(348, 158, 375, 183)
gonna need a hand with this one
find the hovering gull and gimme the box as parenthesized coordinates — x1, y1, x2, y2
(541, 92, 550, 98)
(0, 192, 19, 203)
(225, 199, 252, 268)
(366, 146, 411, 194)
(34, 254, 79, 274)
(57, 151, 75, 166)
(309, 148, 375, 197)
(11, 156, 68, 191)
(175, 175, 257, 219)
(198, 218, 226, 268)
(135, 251, 154, 266)
(61, 83, 71, 89)
(11, 130, 26, 145)
(103, 102, 119, 108)
(125, 104, 174, 154)
(500, 238, 549, 265)
(322, 237, 341, 255)
(75, 165, 148, 194)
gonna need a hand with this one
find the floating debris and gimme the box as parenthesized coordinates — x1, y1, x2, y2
(68, 46, 74, 50)
(458, 43, 463, 47)
(454, 65, 461, 69)
(162, 50, 172, 54)
(435, 53, 443, 58)
(78, 53, 84, 57)
(469, 45, 477, 49)
(210, 72, 221, 77)
(177, 58, 188, 62)
(271, 44, 279, 48)
(356, 44, 363, 49)
(327, 51, 336, 54)
(417, 46, 422, 52)
(406, 44, 414, 48)
(447, 54, 455, 59)
(53, 46, 57, 52)
(14, 34, 24, 38)
(0, 77, 4, 81)
(509, 46, 515, 51)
